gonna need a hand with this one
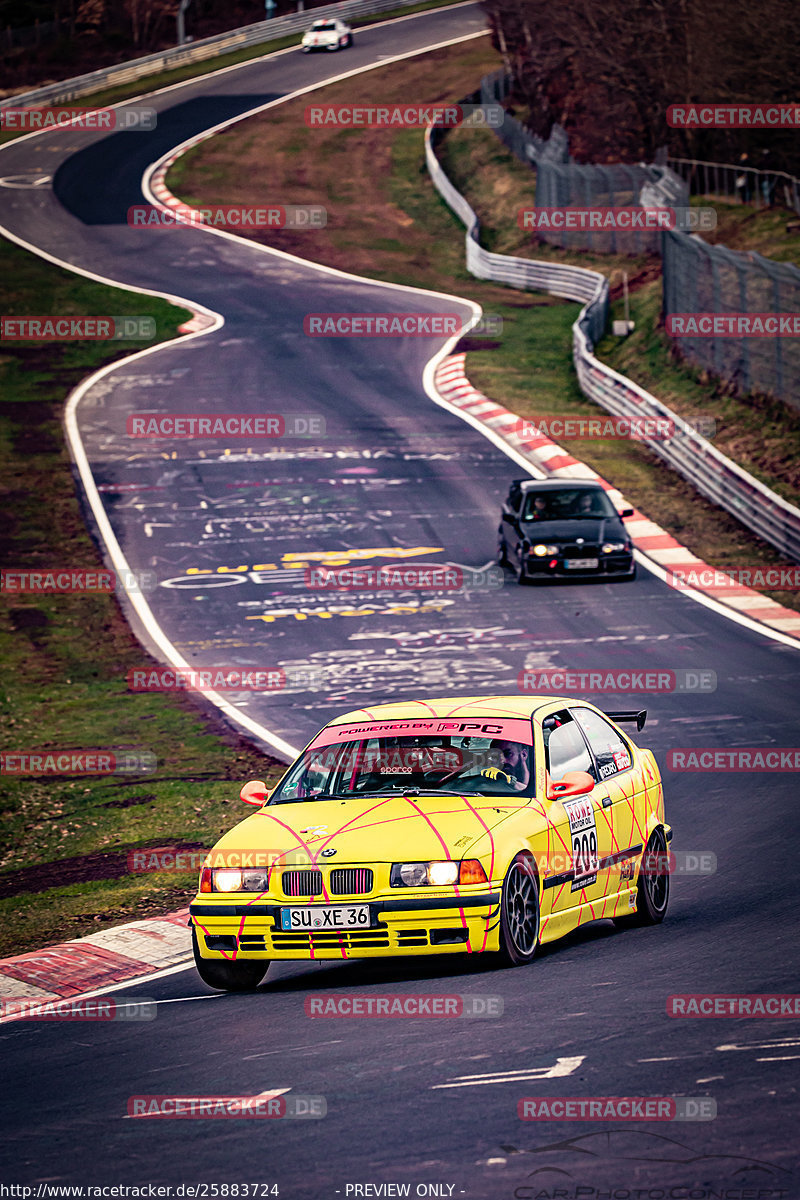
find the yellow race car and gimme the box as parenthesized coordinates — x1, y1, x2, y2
(190, 696, 671, 991)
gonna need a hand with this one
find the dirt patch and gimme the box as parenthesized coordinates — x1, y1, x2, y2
(0, 841, 208, 900)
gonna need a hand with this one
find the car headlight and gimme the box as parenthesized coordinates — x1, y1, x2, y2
(390, 860, 487, 886)
(202, 868, 270, 893)
(602, 541, 628, 553)
(531, 543, 558, 557)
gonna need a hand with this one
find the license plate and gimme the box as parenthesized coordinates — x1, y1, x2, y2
(280, 905, 370, 931)
(564, 558, 599, 569)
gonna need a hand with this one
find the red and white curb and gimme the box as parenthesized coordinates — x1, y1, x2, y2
(0, 910, 191, 1005)
(148, 153, 217, 334)
(435, 354, 800, 642)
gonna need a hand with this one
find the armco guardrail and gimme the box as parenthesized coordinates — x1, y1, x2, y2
(425, 122, 800, 565)
(0, 0, 438, 109)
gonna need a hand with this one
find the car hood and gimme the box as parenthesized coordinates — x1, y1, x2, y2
(520, 517, 624, 541)
(211, 794, 528, 864)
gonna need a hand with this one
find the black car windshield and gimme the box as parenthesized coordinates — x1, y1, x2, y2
(522, 488, 616, 521)
(270, 735, 535, 801)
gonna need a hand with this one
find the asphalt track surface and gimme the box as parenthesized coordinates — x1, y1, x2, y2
(1, 5, 799, 1196)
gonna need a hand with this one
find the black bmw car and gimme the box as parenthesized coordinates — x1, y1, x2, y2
(498, 479, 636, 583)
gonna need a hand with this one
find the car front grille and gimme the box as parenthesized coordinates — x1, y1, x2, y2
(329, 868, 373, 896)
(282, 869, 324, 897)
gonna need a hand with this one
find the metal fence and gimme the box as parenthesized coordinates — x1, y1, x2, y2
(668, 156, 800, 217)
(425, 117, 800, 565)
(478, 69, 569, 166)
(663, 231, 800, 409)
(0, 0, 436, 108)
(480, 73, 799, 406)
(534, 160, 689, 255)
(476, 70, 688, 254)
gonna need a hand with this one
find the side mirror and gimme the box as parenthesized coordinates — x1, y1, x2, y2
(240, 779, 270, 806)
(620, 508, 634, 518)
(546, 770, 595, 800)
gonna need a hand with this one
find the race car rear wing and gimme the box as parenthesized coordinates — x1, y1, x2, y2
(605, 710, 647, 732)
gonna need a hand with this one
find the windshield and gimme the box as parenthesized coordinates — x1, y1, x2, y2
(311, 21, 336, 28)
(522, 488, 616, 521)
(270, 730, 535, 801)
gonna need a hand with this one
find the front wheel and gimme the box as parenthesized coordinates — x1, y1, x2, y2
(613, 827, 669, 928)
(345, 33, 353, 46)
(498, 853, 540, 965)
(192, 928, 268, 991)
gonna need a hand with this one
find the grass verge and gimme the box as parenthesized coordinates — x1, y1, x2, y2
(0, 238, 285, 957)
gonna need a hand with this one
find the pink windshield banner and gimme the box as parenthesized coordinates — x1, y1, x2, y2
(308, 717, 534, 749)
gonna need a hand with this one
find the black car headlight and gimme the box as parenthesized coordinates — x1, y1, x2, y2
(602, 541, 628, 553)
(530, 543, 558, 557)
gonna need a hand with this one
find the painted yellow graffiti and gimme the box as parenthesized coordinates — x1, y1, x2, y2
(186, 546, 443, 576)
(245, 600, 454, 624)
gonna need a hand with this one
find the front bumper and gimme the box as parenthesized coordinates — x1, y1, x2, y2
(190, 890, 502, 960)
(524, 552, 634, 580)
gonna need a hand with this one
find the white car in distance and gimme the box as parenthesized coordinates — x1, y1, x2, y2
(300, 18, 353, 51)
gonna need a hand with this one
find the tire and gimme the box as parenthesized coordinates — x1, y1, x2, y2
(497, 531, 509, 567)
(192, 928, 267, 992)
(346, 33, 353, 46)
(613, 827, 669, 928)
(498, 853, 540, 966)
(516, 553, 529, 586)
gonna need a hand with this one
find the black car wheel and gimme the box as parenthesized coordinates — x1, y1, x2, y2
(514, 543, 530, 585)
(613, 827, 670, 928)
(192, 928, 268, 991)
(498, 853, 540, 965)
(497, 530, 509, 566)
